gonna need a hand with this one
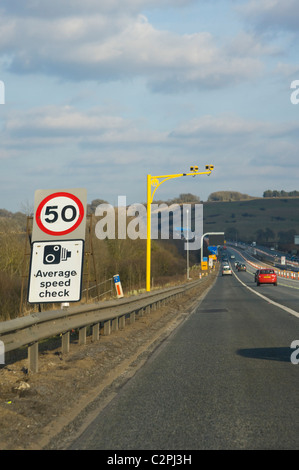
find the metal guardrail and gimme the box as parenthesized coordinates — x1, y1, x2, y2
(0, 277, 206, 373)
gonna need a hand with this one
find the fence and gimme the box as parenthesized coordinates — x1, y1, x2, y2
(0, 277, 205, 373)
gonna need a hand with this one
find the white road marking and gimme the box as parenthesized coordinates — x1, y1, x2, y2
(232, 269, 299, 319)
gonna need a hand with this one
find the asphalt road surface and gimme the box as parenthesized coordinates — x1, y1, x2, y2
(69, 257, 299, 450)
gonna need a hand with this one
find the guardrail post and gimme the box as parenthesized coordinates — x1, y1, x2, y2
(129, 311, 136, 324)
(62, 332, 70, 354)
(92, 323, 99, 341)
(112, 318, 118, 332)
(103, 321, 111, 336)
(79, 327, 87, 345)
(0, 340, 4, 364)
(28, 342, 38, 373)
(137, 308, 144, 318)
(119, 315, 125, 329)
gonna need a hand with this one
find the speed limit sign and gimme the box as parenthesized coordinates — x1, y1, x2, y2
(32, 188, 87, 241)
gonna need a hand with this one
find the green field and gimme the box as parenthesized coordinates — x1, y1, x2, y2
(203, 197, 299, 247)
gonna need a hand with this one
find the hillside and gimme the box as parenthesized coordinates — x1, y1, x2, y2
(1, 193, 299, 247)
(203, 197, 299, 248)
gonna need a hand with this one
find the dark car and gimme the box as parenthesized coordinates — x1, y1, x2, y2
(237, 263, 246, 271)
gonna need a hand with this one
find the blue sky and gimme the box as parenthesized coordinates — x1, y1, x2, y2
(0, 0, 299, 212)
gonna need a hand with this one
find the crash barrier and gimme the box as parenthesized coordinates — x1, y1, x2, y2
(229, 246, 299, 281)
(0, 277, 208, 373)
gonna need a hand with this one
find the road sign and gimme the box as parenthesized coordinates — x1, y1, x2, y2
(32, 188, 87, 242)
(28, 240, 84, 303)
(201, 261, 208, 270)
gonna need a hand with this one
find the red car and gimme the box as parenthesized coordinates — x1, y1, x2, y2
(256, 269, 277, 286)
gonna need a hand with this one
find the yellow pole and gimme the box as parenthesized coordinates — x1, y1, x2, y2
(146, 174, 152, 291)
(146, 166, 214, 292)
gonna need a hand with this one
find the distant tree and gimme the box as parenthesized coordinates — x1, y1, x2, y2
(168, 193, 200, 204)
(88, 198, 109, 214)
(255, 228, 275, 243)
(278, 229, 296, 244)
(207, 191, 253, 202)
(263, 190, 299, 198)
(225, 227, 239, 239)
(265, 228, 275, 241)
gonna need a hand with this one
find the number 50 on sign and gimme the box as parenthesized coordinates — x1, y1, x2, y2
(32, 189, 87, 242)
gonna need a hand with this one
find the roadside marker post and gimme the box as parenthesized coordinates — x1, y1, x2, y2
(113, 274, 124, 298)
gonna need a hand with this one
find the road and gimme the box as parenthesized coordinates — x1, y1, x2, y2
(69, 252, 299, 450)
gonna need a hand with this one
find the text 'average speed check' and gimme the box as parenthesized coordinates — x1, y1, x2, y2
(28, 240, 84, 303)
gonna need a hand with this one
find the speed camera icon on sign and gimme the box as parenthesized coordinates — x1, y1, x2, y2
(43, 245, 71, 265)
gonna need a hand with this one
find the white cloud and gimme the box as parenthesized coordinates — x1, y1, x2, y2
(169, 115, 284, 139)
(4, 108, 299, 169)
(6, 106, 128, 136)
(1, 1, 298, 211)
(276, 62, 299, 76)
(0, 0, 196, 18)
(168, 114, 299, 171)
(227, 31, 282, 57)
(238, 0, 299, 32)
(0, 6, 265, 90)
(2, 105, 167, 153)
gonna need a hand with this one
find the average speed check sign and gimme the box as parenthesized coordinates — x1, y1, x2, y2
(32, 188, 87, 242)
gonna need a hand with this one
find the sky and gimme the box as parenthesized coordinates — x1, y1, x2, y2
(0, 0, 299, 212)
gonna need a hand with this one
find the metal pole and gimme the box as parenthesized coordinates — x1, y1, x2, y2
(187, 209, 190, 280)
(146, 166, 214, 292)
(200, 232, 225, 264)
(146, 174, 152, 292)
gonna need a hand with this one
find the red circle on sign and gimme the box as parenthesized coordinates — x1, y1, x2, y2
(35, 192, 85, 236)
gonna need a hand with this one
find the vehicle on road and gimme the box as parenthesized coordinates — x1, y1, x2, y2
(237, 263, 246, 272)
(256, 269, 277, 286)
(222, 265, 232, 276)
